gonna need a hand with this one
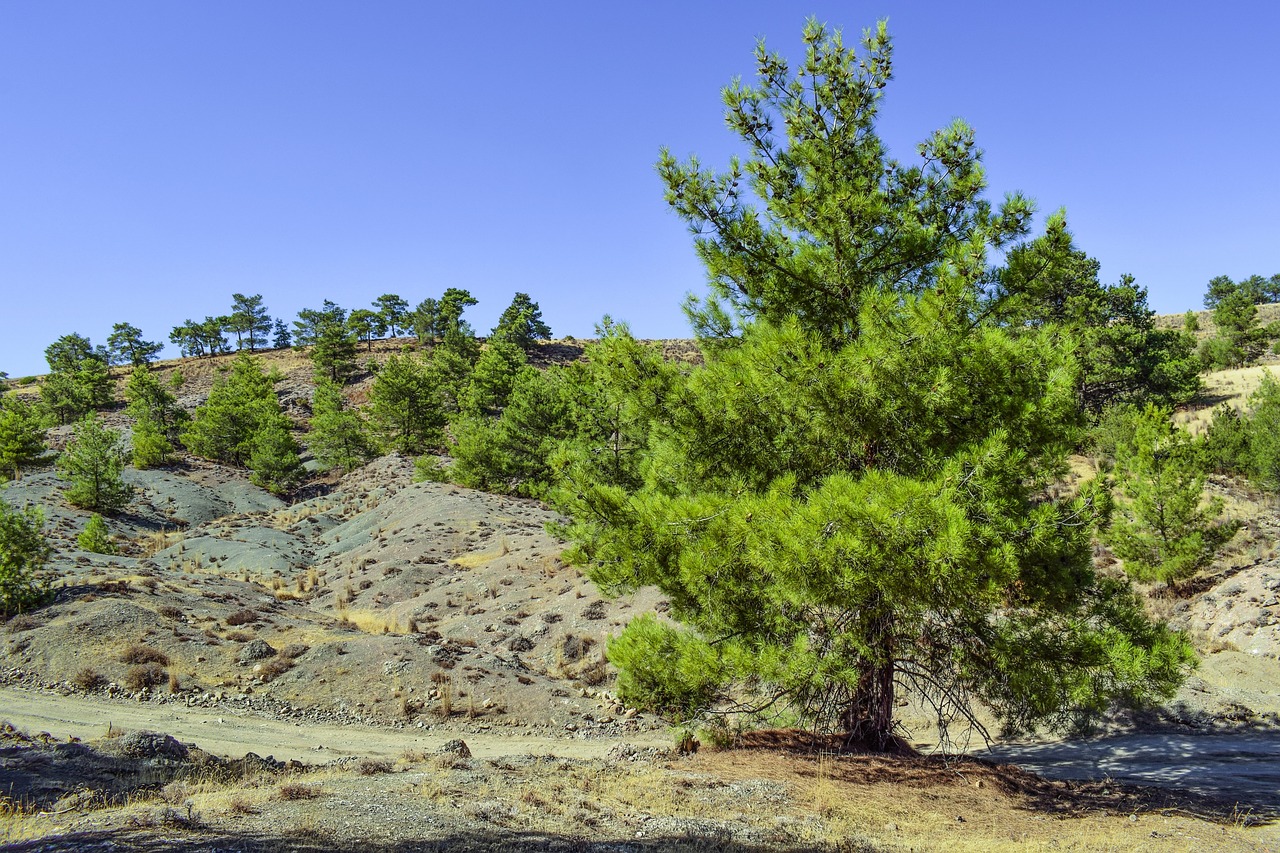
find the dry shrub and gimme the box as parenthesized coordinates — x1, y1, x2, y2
(356, 758, 392, 776)
(225, 630, 254, 643)
(227, 794, 258, 814)
(278, 783, 321, 801)
(120, 644, 170, 666)
(226, 609, 258, 626)
(279, 643, 310, 660)
(125, 663, 168, 691)
(257, 658, 293, 682)
(5, 614, 41, 634)
(156, 605, 183, 620)
(73, 668, 107, 691)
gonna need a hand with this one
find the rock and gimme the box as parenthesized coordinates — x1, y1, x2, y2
(116, 730, 189, 760)
(438, 738, 471, 758)
(238, 639, 277, 663)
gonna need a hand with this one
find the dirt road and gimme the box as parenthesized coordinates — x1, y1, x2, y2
(987, 730, 1280, 808)
(0, 686, 666, 763)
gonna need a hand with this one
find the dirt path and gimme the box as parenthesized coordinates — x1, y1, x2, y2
(0, 686, 667, 763)
(986, 730, 1280, 808)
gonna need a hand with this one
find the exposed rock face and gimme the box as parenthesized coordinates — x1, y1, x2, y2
(1186, 561, 1280, 659)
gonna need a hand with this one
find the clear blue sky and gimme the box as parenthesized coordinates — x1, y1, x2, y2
(2, 1, 1277, 377)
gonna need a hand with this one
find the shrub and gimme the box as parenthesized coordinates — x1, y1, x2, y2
(77, 514, 117, 555)
(120, 644, 169, 666)
(607, 614, 727, 721)
(225, 609, 258, 626)
(278, 783, 321, 801)
(73, 668, 108, 691)
(125, 663, 167, 691)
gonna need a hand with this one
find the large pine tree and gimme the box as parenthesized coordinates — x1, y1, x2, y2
(557, 20, 1192, 748)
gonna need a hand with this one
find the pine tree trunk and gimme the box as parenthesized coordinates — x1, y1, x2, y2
(840, 610, 899, 752)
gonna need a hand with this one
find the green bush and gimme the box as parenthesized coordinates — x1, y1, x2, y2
(607, 614, 728, 721)
(0, 502, 52, 616)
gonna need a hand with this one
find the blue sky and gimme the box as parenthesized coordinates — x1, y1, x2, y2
(2, 1, 1277, 377)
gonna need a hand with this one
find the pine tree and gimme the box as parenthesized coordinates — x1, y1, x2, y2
(229, 294, 273, 352)
(368, 353, 444, 454)
(40, 333, 112, 424)
(0, 393, 47, 480)
(124, 364, 185, 433)
(0, 502, 51, 616)
(77, 513, 117, 555)
(558, 20, 1191, 747)
(1104, 406, 1238, 590)
(130, 416, 172, 469)
(411, 297, 441, 343)
(492, 293, 552, 352)
(346, 309, 385, 351)
(182, 353, 282, 465)
(460, 336, 526, 417)
(986, 214, 1199, 410)
(272, 319, 292, 350)
(58, 414, 134, 513)
(374, 294, 410, 338)
(309, 379, 376, 472)
(107, 323, 164, 368)
(248, 419, 303, 494)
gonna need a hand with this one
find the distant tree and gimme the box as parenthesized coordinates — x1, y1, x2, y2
(40, 334, 112, 424)
(987, 214, 1200, 410)
(0, 502, 52, 616)
(1183, 311, 1200, 334)
(374, 294, 410, 337)
(271, 318, 292, 350)
(1199, 283, 1278, 369)
(77, 513, 117, 555)
(411, 297, 441, 343)
(460, 335, 527, 417)
(107, 323, 163, 368)
(308, 379, 376, 472)
(129, 415, 172, 469)
(169, 320, 205, 358)
(0, 394, 47, 480)
(182, 354, 283, 465)
(438, 288, 478, 351)
(44, 333, 95, 374)
(310, 318, 358, 383)
(368, 353, 444, 454)
(228, 294, 273, 352)
(124, 365, 185, 432)
(201, 316, 232, 356)
(1205, 273, 1280, 308)
(247, 420, 303, 495)
(1103, 406, 1238, 591)
(492, 292, 552, 352)
(57, 414, 134, 513)
(346, 309, 385, 351)
(293, 300, 346, 347)
(447, 364, 575, 496)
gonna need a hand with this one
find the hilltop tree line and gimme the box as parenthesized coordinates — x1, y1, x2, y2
(3, 18, 1279, 748)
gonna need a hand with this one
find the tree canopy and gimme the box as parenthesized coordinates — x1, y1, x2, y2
(556, 20, 1192, 748)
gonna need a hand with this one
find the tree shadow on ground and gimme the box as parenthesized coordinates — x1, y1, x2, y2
(723, 729, 1278, 826)
(2, 828, 882, 853)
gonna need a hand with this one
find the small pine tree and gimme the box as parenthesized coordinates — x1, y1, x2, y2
(77, 513, 117, 555)
(58, 414, 134, 513)
(1247, 373, 1280, 490)
(492, 293, 551, 352)
(1104, 405, 1238, 590)
(130, 416, 172, 469)
(368, 353, 446, 454)
(0, 502, 52, 616)
(460, 337, 526, 417)
(272, 319, 292, 349)
(309, 380, 376, 472)
(182, 354, 280, 465)
(248, 419, 303, 495)
(0, 393, 47, 480)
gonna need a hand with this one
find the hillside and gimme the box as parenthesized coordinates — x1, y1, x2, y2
(1, 338, 1279, 850)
